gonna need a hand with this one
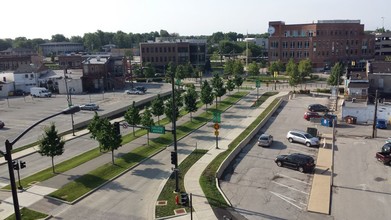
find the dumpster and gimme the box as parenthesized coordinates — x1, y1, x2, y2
(321, 114, 337, 127)
(345, 115, 357, 124)
(307, 127, 318, 137)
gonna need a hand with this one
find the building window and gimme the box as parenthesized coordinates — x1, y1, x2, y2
(168, 47, 171, 52)
(146, 48, 149, 53)
(164, 47, 167, 53)
(30, 74, 34, 78)
(290, 42, 295, 49)
(25, 74, 28, 78)
(298, 42, 303, 48)
(160, 47, 162, 53)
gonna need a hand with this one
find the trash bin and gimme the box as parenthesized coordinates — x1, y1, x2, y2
(345, 115, 357, 124)
(307, 127, 318, 137)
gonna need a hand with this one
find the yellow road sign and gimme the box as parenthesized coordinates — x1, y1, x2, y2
(214, 130, 219, 136)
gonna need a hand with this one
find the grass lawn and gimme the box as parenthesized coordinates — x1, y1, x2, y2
(5, 207, 47, 220)
(200, 92, 281, 208)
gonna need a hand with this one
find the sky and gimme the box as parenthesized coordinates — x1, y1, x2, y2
(1, 0, 390, 40)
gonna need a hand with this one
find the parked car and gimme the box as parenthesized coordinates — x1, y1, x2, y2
(287, 130, 319, 147)
(376, 119, 388, 129)
(0, 120, 4, 129)
(274, 153, 315, 173)
(13, 89, 26, 96)
(125, 89, 143, 95)
(303, 111, 321, 121)
(80, 103, 99, 111)
(375, 152, 391, 165)
(135, 86, 147, 93)
(381, 143, 391, 153)
(258, 134, 273, 147)
(308, 104, 329, 112)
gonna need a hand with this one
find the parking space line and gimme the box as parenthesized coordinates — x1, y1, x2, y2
(277, 173, 311, 185)
(272, 181, 309, 195)
(270, 191, 303, 210)
(288, 147, 316, 156)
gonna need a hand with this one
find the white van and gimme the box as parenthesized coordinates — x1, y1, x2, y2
(30, 87, 52, 98)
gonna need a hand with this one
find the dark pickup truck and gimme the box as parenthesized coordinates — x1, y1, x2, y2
(375, 152, 391, 165)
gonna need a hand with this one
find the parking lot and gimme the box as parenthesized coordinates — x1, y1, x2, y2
(220, 94, 333, 220)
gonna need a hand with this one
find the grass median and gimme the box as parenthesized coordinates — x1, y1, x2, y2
(200, 92, 282, 208)
(48, 92, 248, 203)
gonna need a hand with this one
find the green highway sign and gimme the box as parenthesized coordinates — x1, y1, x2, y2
(150, 125, 165, 134)
(175, 79, 181, 85)
(255, 80, 261, 88)
(213, 112, 221, 123)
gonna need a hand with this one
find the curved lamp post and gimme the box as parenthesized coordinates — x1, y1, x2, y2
(0, 106, 80, 220)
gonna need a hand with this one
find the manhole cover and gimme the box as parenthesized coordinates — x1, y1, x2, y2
(174, 208, 186, 215)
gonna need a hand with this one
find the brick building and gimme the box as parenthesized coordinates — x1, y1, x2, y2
(140, 38, 206, 71)
(268, 20, 375, 71)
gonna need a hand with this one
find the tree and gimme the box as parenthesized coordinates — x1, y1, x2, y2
(248, 62, 260, 76)
(234, 75, 244, 91)
(211, 73, 226, 105)
(175, 64, 186, 80)
(38, 123, 65, 173)
(151, 94, 164, 124)
(87, 112, 106, 152)
(164, 98, 179, 122)
(165, 62, 175, 83)
(226, 79, 235, 94)
(83, 33, 102, 51)
(200, 80, 214, 110)
(0, 39, 12, 51)
(184, 85, 199, 121)
(144, 62, 156, 79)
(140, 106, 154, 146)
(328, 62, 343, 86)
(160, 29, 170, 37)
(268, 61, 279, 76)
(124, 101, 141, 136)
(97, 118, 122, 164)
(233, 60, 244, 75)
(51, 34, 68, 42)
(224, 59, 235, 77)
(298, 59, 312, 80)
(286, 59, 301, 88)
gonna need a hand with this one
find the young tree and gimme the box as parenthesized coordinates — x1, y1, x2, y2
(224, 59, 235, 77)
(200, 80, 214, 110)
(286, 59, 301, 88)
(234, 75, 244, 91)
(88, 112, 102, 140)
(151, 94, 164, 124)
(233, 60, 244, 75)
(268, 61, 279, 76)
(165, 62, 176, 83)
(38, 123, 65, 173)
(140, 106, 154, 146)
(124, 101, 141, 136)
(164, 98, 179, 122)
(184, 85, 199, 121)
(175, 64, 186, 80)
(298, 59, 312, 80)
(226, 79, 235, 94)
(248, 61, 260, 76)
(328, 62, 343, 86)
(144, 62, 156, 79)
(211, 73, 226, 105)
(97, 118, 122, 164)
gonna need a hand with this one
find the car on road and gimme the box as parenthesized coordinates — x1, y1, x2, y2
(258, 134, 273, 147)
(125, 89, 143, 95)
(287, 130, 319, 147)
(308, 104, 329, 112)
(135, 86, 147, 93)
(376, 119, 388, 129)
(0, 120, 4, 129)
(275, 153, 315, 173)
(80, 103, 99, 111)
(303, 111, 322, 121)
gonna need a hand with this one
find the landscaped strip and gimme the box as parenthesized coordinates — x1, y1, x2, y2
(155, 149, 208, 218)
(48, 92, 248, 203)
(5, 207, 48, 220)
(200, 92, 281, 208)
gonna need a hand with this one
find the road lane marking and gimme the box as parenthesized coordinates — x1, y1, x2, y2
(272, 181, 309, 195)
(270, 191, 303, 210)
(277, 173, 311, 185)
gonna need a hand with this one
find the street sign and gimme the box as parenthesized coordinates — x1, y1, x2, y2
(122, 123, 128, 129)
(150, 125, 165, 134)
(213, 112, 221, 123)
(213, 123, 220, 130)
(256, 80, 261, 88)
(175, 79, 181, 85)
(214, 130, 219, 136)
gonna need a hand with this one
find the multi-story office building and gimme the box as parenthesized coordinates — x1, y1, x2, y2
(268, 20, 375, 71)
(40, 42, 84, 56)
(374, 32, 391, 60)
(140, 38, 206, 71)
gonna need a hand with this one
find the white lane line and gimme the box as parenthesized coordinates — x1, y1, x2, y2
(276, 193, 307, 206)
(277, 173, 311, 185)
(270, 191, 303, 210)
(272, 181, 309, 195)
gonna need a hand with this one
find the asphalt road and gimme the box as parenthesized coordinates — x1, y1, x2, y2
(220, 95, 334, 220)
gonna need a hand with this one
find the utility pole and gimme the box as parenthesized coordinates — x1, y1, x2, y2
(372, 90, 378, 138)
(171, 72, 179, 193)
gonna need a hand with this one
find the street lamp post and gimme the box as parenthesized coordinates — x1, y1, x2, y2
(170, 72, 180, 193)
(64, 69, 75, 136)
(372, 90, 379, 138)
(0, 106, 80, 220)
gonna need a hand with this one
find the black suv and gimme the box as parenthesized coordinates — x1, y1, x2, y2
(274, 153, 315, 173)
(135, 86, 147, 93)
(308, 104, 329, 112)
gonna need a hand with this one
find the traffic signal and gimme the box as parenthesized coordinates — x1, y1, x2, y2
(180, 193, 188, 205)
(114, 122, 120, 136)
(12, 160, 19, 170)
(170, 151, 177, 165)
(20, 161, 26, 169)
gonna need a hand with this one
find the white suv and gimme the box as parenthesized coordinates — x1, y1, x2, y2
(286, 130, 319, 147)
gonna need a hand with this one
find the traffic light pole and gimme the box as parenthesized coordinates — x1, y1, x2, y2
(171, 72, 180, 193)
